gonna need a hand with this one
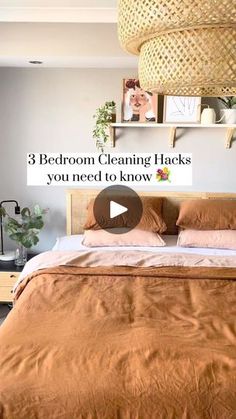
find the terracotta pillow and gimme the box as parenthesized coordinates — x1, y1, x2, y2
(82, 229, 166, 247)
(84, 196, 167, 233)
(178, 229, 236, 250)
(176, 199, 236, 230)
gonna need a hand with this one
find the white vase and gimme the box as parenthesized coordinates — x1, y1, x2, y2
(201, 108, 216, 124)
(219, 109, 236, 124)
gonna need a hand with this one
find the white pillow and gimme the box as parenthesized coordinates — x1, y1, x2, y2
(52, 235, 84, 251)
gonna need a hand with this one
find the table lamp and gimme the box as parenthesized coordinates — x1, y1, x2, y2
(0, 200, 21, 262)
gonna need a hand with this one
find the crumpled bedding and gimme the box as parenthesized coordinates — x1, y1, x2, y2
(0, 263, 236, 419)
(14, 249, 236, 292)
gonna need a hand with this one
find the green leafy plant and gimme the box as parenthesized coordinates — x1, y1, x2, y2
(93, 101, 116, 151)
(218, 96, 236, 109)
(0, 205, 47, 249)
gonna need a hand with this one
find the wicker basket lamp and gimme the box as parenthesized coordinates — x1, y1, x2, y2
(118, 0, 236, 96)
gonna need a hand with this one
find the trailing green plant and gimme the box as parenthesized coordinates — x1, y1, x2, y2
(93, 101, 116, 151)
(0, 205, 47, 249)
(218, 96, 236, 109)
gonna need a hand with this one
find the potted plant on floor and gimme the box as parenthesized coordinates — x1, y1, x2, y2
(0, 205, 47, 266)
(218, 96, 236, 124)
(93, 101, 116, 151)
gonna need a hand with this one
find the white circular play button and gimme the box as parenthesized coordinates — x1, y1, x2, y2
(110, 201, 128, 219)
(93, 185, 143, 234)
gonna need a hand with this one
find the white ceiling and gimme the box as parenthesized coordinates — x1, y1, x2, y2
(0, 22, 137, 68)
(0, 4, 117, 23)
(0, 1, 137, 68)
(0, 0, 117, 6)
(0, 55, 137, 68)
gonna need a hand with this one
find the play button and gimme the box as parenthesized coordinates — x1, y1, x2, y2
(110, 201, 128, 219)
(93, 185, 143, 234)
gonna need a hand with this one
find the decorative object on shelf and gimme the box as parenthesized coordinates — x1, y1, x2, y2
(218, 97, 236, 125)
(0, 200, 21, 262)
(122, 78, 158, 122)
(164, 96, 201, 124)
(118, 0, 236, 96)
(0, 204, 47, 267)
(200, 105, 217, 125)
(93, 101, 116, 151)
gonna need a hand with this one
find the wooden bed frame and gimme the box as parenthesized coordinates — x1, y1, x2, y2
(66, 190, 236, 236)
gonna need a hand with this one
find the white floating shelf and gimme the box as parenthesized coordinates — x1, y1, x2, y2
(110, 123, 236, 148)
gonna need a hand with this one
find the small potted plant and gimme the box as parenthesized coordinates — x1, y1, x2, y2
(218, 96, 236, 124)
(93, 101, 116, 151)
(0, 205, 47, 266)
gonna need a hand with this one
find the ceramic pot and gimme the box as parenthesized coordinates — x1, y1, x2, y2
(201, 108, 216, 124)
(219, 109, 236, 124)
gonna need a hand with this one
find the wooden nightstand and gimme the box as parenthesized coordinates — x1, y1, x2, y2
(0, 255, 36, 303)
(0, 261, 23, 303)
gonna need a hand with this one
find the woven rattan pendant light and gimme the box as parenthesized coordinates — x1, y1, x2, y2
(118, 0, 236, 96)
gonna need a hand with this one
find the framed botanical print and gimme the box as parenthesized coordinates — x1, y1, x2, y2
(164, 96, 201, 123)
(122, 79, 158, 123)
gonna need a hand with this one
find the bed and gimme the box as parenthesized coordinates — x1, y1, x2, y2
(0, 190, 236, 419)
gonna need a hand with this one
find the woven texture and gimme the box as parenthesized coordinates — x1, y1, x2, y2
(139, 27, 236, 96)
(118, 0, 236, 54)
(118, 0, 236, 96)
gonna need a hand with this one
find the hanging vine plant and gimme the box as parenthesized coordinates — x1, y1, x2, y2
(93, 101, 116, 151)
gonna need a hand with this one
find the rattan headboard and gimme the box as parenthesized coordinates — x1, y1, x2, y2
(66, 190, 236, 235)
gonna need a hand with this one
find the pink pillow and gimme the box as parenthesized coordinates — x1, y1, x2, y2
(82, 229, 166, 247)
(178, 229, 236, 250)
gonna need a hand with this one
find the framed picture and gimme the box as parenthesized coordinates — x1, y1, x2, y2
(122, 79, 158, 123)
(164, 96, 201, 123)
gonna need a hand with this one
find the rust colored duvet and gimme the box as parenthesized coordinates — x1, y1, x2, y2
(0, 265, 236, 419)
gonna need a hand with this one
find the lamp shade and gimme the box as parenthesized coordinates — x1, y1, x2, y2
(118, 0, 236, 96)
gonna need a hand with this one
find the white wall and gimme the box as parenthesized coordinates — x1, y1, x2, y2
(0, 68, 235, 252)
